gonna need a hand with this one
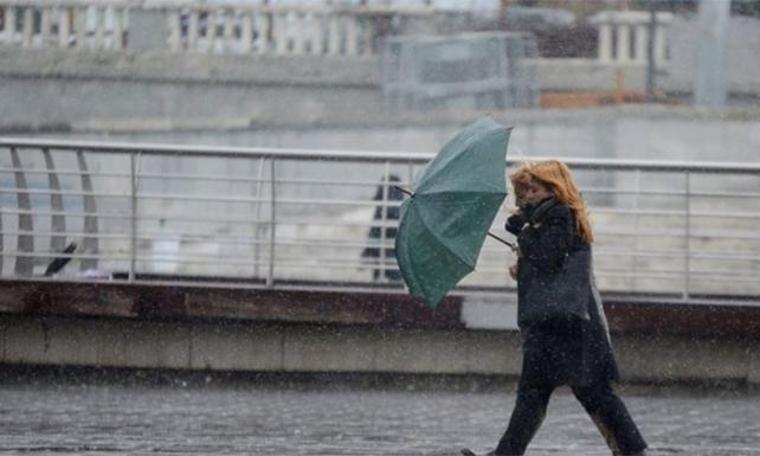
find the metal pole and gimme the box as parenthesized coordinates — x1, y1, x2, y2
(633, 169, 641, 290)
(646, 0, 656, 101)
(129, 151, 139, 282)
(684, 171, 691, 300)
(694, 0, 730, 107)
(379, 161, 390, 282)
(267, 158, 276, 288)
(252, 156, 266, 279)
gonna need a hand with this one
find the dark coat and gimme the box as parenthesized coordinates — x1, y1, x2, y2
(506, 197, 619, 387)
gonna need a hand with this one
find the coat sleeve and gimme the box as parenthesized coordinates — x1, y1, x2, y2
(519, 204, 574, 272)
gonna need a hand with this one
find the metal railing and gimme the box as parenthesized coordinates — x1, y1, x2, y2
(1, 137, 760, 304)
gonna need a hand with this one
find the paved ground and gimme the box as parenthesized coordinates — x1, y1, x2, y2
(1, 378, 759, 455)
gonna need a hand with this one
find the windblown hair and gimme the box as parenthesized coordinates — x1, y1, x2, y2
(511, 160, 594, 243)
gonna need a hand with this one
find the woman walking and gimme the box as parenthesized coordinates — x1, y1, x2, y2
(463, 160, 648, 456)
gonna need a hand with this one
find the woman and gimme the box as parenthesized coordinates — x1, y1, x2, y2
(463, 160, 648, 456)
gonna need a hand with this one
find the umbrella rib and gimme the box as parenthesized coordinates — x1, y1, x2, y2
(417, 189, 507, 197)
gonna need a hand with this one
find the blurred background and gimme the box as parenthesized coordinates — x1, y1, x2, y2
(2, 0, 759, 290)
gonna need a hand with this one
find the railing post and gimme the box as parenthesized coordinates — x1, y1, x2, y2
(187, 9, 199, 50)
(292, 11, 305, 55)
(240, 10, 253, 54)
(683, 170, 691, 300)
(75, 6, 87, 50)
(4, 6, 17, 46)
(223, 9, 235, 54)
(328, 13, 341, 55)
(59, 7, 71, 48)
(311, 12, 325, 55)
(267, 158, 276, 288)
(345, 13, 358, 55)
(632, 169, 641, 291)
(129, 151, 139, 282)
(379, 161, 390, 282)
(616, 23, 630, 62)
(257, 10, 272, 54)
(40, 7, 52, 46)
(167, 9, 181, 51)
(112, 6, 124, 51)
(93, 6, 104, 50)
(22, 7, 33, 48)
(274, 12, 288, 54)
(252, 157, 266, 279)
(362, 14, 374, 56)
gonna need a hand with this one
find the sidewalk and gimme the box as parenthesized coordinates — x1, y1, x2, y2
(1, 379, 759, 455)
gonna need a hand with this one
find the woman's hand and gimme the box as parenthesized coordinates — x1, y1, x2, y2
(509, 263, 518, 280)
(505, 210, 529, 235)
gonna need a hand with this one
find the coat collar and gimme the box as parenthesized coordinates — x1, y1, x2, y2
(529, 196, 561, 224)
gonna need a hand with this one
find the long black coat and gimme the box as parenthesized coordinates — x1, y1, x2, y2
(506, 197, 619, 387)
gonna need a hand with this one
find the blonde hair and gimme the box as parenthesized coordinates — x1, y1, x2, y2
(511, 160, 594, 243)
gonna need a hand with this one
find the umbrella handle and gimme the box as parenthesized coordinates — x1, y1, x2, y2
(487, 231, 515, 250)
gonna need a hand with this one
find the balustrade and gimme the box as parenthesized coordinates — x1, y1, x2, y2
(591, 10, 673, 66)
(0, 0, 432, 57)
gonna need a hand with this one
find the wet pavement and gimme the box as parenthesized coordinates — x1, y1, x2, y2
(1, 380, 759, 455)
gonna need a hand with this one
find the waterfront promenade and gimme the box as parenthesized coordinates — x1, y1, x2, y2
(1, 377, 759, 455)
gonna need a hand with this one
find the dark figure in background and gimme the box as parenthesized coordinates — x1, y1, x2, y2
(463, 161, 647, 456)
(362, 174, 404, 282)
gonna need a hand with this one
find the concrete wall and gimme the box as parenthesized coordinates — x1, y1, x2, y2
(0, 315, 521, 376)
(2, 313, 760, 385)
(0, 49, 382, 129)
(2, 280, 759, 385)
(3, 41, 758, 132)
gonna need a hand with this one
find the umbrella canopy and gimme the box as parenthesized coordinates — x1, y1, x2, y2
(395, 117, 512, 306)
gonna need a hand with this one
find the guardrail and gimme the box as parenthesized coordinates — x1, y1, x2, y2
(1, 137, 760, 304)
(0, 0, 432, 56)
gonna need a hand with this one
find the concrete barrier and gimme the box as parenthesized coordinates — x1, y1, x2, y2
(1, 280, 760, 386)
(2, 313, 759, 386)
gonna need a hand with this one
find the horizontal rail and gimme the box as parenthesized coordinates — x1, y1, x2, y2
(3, 137, 760, 173)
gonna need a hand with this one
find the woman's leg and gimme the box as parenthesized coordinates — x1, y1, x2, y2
(571, 383, 647, 456)
(494, 382, 554, 455)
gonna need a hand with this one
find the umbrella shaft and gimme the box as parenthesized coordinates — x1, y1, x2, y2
(487, 231, 515, 249)
(393, 185, 414, 197)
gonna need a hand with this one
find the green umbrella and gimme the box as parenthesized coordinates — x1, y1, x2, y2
(394, 117, 512, 307)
